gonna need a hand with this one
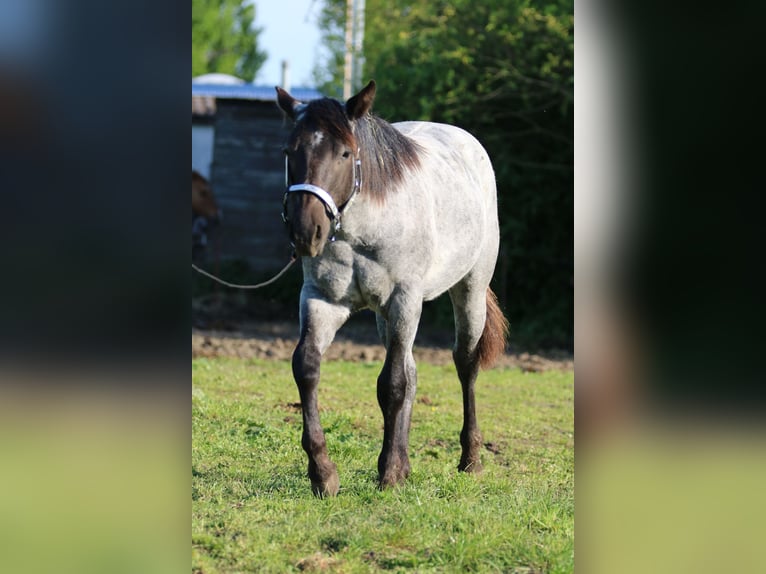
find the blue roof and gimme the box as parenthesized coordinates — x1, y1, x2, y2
(191, 83, 324, 101)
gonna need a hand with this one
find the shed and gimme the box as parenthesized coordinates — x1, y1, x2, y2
(192, 80, 323, 272)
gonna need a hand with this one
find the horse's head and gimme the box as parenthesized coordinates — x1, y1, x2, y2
(276, 81, 376, 257)
(192, 171, 220, 220)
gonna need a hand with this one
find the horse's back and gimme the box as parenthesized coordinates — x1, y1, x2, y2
(394, 120, 497, 230)
(394, 121, 495, 188)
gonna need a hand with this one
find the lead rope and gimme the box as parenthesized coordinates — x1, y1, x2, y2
(191, 254, 296, 289)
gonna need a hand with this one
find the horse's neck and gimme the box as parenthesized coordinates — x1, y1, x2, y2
(340, 195, 393, 245)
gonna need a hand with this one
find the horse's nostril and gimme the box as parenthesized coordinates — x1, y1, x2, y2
(315, 225, 322, 241)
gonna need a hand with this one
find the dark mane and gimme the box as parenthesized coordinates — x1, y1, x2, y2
(353, 113, 423, 201)
(303, 98, 422, 202)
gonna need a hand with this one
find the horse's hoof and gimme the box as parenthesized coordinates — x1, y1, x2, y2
(378, 467, 409, 490)
(458, 458, 483, 473)
(378, 476, 402, 490)
(308, 459, 340, 498)
(310, 473, 340, 498)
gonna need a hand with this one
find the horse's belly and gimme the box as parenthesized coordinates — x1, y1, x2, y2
(420, 204, 490, 300)
(421, 256, 477, 301)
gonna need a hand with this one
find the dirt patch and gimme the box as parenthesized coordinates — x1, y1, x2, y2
(192, 315, 572, 372)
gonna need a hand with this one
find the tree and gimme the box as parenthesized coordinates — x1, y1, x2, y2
(192, 0, 267, 82)
(316, 0, 573, 349)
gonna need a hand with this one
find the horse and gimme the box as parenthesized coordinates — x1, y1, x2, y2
(192, 170, 220, 260)
(276, 80, 509, 497)
(192, 170, 219, 219)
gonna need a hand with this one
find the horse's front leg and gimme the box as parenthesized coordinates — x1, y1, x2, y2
(377, 288, 422, 489)
(293, 291, 350, 497)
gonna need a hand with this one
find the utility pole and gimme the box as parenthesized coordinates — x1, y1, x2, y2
(281, 60, 290, 92)
(352, 0, 366, 92)
(343, 0, 366, 99)
(343, 0, 354, 99)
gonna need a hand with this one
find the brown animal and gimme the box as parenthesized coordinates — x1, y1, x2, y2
(192, 171, 221, 261)
(192, 170, 220, 219)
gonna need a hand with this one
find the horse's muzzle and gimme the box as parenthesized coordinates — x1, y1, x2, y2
(291, 224, 326, 257)
(285, 193, 332, 257)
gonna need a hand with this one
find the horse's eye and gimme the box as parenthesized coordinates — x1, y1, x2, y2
(342, 150, 351, 158)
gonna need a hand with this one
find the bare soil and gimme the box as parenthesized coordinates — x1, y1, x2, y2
(192, 309, 573, 373)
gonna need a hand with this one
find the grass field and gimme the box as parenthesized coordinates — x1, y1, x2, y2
(192, 358, 574, 573)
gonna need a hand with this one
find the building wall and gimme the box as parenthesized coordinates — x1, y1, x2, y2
(209, 99, 293, 272)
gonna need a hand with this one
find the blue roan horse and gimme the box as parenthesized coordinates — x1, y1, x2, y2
(276, 80, 509, 497)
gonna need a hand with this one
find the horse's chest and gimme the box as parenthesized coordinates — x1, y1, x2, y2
(305, 248, 395, 312)
(354, 257, 395, 312)
(305, 256, 357, 304)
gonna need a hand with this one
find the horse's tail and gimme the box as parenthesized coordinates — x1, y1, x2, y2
(477, 287, 510, 370)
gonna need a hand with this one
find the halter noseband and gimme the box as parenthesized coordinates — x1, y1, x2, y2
(281, 149, 362, 240)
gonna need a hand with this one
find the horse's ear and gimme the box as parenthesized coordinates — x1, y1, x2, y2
(276, 86, 300, 119)
(346, 80, 376, 120)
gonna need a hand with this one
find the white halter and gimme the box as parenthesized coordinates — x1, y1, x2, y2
(282, 150, 362, 239)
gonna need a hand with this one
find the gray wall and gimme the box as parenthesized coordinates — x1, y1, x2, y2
(209, 99, 293, 272)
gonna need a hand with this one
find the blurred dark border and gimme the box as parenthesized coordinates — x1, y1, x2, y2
(576, 0, 766, 419)
(0, 0, 188, 376)
(0, 2, 189, 573)
(577, 2, 766, 573)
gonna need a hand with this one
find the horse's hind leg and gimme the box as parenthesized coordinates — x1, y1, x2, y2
(377, 288, 421, 488)
(449, 281, 488, 473)
(292, 289, 350, 497)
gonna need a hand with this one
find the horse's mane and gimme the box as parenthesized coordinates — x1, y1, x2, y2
(303, 98, 422, 203)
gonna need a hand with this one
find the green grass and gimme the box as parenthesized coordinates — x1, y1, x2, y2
(192, 358, 573, 573)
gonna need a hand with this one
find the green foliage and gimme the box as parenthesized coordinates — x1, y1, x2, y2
(192, 0, 268, 81)
(192, 357, 574, 572)
(315, 0, 573, 349)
